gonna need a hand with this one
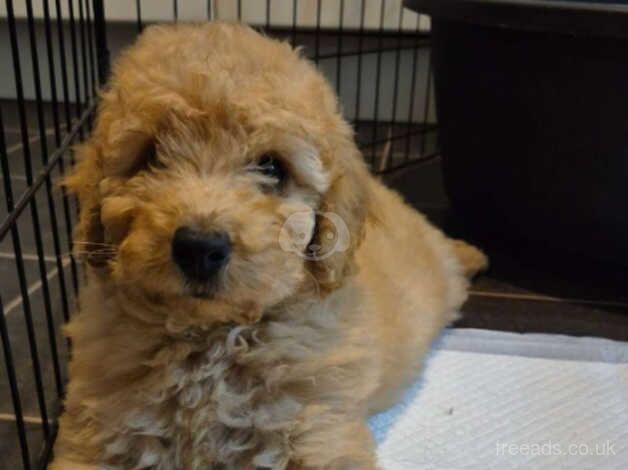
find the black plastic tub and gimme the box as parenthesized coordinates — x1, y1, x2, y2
(406, 0, 628, 266)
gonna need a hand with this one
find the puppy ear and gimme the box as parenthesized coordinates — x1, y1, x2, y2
(64, 139, 144, 269)
(63, 141, 111, 268)
(307, 137, 371, 292)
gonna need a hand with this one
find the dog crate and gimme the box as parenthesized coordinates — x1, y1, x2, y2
(0, 1, 436, 468)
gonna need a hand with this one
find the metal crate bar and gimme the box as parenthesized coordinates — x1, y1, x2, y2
(354, 0, 366, 125)
(78, 0, 91, 105)
(54, 0, 81, 295)
(0, 108, 32, 470)
(385, 5, 405, 171)
(67, 0, 85, 137)
(420, 52, 434, 158)
(5, 0, 53, 441)
(335, 0, 345, 95)
(136, 0, 143, 32)
(93, 0, 110, 84)
(42, 0, 79, 313)
(314, 0, 322, 64)
(23, 0, 67, 400)
(84, 0, 98, 107)
(404, 14, 423, 164)
(370, 0, 387, 166)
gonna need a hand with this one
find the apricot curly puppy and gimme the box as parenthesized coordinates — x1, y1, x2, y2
(51, 22, 487, 469)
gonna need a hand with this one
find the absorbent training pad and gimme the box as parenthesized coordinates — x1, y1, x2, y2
(368, 328, 628, 470)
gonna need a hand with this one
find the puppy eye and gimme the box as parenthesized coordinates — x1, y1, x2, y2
(256, 153, 285, 184)
(145, 142, 163, 169)
(126, 140, 161, 176)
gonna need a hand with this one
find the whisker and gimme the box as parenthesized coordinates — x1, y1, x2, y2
(72, 250, 116, 255)
(72, 241, 117, 247)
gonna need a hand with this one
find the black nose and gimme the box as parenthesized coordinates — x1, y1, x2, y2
(172, 227, 231, 282)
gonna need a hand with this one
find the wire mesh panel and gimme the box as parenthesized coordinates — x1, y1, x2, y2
(0, 0, 100, 467)
(0, 1, 435, 468)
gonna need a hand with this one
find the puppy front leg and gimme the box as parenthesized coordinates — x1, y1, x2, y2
(289, 417, 379, 470)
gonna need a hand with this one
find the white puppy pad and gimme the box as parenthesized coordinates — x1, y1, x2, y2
(368, 330, 628, 470)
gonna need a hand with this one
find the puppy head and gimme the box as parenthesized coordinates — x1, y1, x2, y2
(66, 23, 370, 326)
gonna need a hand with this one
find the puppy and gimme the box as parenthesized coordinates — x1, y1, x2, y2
(51, 22, 487, 469)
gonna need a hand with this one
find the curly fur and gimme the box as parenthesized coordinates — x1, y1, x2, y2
(51, 22, 487, 470)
